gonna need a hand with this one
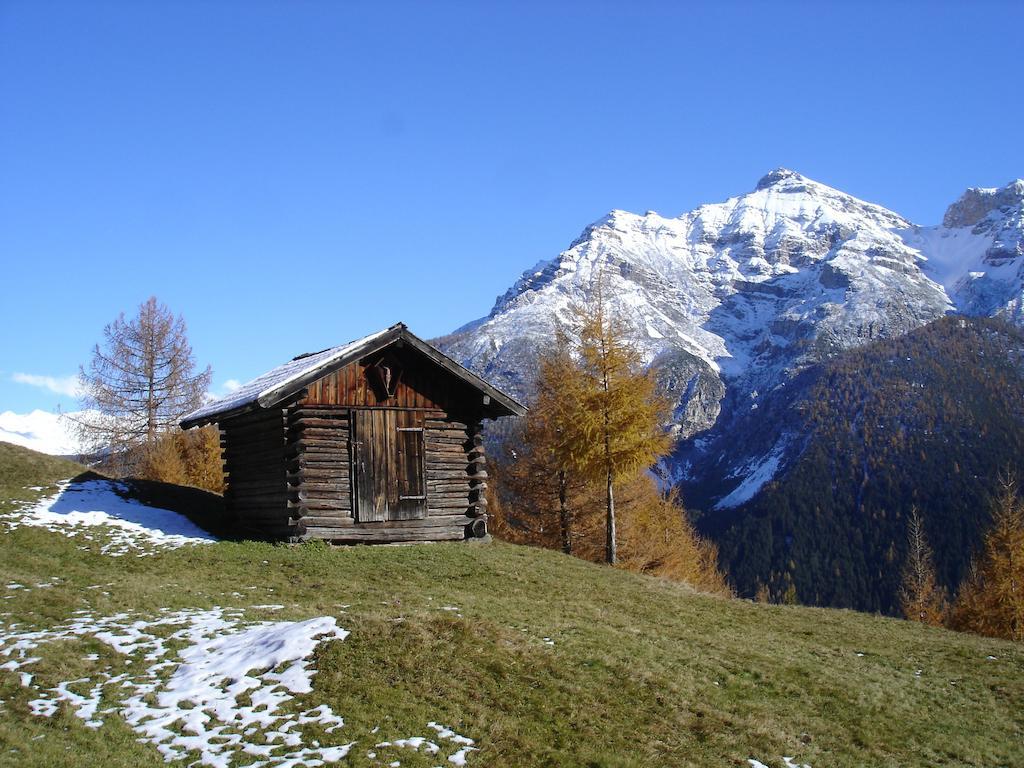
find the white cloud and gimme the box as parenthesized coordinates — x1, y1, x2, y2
(12, 373, 84, 398)
(222, 379, 242, 393)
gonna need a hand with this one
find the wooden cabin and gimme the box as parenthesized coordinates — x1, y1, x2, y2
(180, 323, 525, 544)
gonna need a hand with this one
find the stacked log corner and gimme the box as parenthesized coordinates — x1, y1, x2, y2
(466, 424, 489, 539)
(425, 414, 487, 541)
(220, 409, 289, 538)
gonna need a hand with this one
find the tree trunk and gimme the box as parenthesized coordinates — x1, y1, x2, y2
(606, 468, 616, 564)
(558, 469, 571, 555)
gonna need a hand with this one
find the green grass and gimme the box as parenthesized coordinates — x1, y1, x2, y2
(0, 442, 1021, 767)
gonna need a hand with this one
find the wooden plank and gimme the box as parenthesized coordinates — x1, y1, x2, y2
(286, 440, 349, 454)
(294, 472, 350, 484)
(230, 481, 286, 495)
(425, 459, 470, 469)
(293, 483, 350, 497)
(289, 427, 350, 439)
(287, 417, 349, 428)
(297, 514, 472, 528)
(427, 484, 470, 495)
(425, 422, 469, 431)
(289, 407, 351, 419)
(295, 505, 352, 516)
(425, 436, 471, 446)
(425, 469, 472, 480)
(300, 526, 465, 543)
(286, 457, 349, 473)
(427, 497, 472, 509)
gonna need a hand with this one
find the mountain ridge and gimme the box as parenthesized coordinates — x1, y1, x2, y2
(438, 169, 1024, 577)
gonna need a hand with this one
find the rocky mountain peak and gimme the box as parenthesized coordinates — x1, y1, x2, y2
(755, 168, 806, 190)
(942, 178, 1024, 229)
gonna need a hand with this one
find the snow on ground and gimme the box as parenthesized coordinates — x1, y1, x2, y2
(749, 759, 811, 768)
(0, 606, 480, 767)
(0, 607, 354, 766)
(1, 479, 216, 556)
(0, 409, 86, 456)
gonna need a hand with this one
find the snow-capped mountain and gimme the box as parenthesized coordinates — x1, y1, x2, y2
(440, 170, 1024, 508)
(903, 180, 1024, 319)
(0, 409, 84, 456)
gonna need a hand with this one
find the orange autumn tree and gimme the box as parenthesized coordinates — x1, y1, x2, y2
(494, 330, 585, 553)
(489, 282, 731, 594)
(563, 286, 673, 564)
(951, 475, 1024, 641)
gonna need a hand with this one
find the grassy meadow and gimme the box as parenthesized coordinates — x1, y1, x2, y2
(0, 441, 1021, 767)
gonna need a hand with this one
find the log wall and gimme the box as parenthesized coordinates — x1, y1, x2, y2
(221, 408, 290, 538)
(285, 406, 487, 543)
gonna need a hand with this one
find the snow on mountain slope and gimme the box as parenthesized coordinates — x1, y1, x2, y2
(0, 410, 84, 456)
(443, 169, 954, 434)
(903, 179, 1024, 319)
(441, 170, 1024, 509)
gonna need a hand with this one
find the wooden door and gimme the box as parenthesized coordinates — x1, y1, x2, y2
(351, 410, 426, 522)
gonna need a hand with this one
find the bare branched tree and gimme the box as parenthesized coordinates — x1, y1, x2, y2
(71, 296, 211, 474)
(898, 507, 948, 625)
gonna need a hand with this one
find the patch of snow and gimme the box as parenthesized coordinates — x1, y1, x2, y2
(716, 440, 788, 510)
(448, 745, 479, 766)
(376, 736, 440, 754)
(0, 607, 354, 767)
(1, 608, 482, 766)
(2, 479, 216, 555)
(427, 721, 475, 746)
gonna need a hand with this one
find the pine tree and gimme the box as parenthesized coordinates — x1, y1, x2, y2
(951, 476, 1024, 641)
(563, 283, 673, 564)
(898, 508, 947, 626)
(72, 296, 211, 475)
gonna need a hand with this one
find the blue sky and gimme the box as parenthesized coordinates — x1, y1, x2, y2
(1, 0, 1022, 414)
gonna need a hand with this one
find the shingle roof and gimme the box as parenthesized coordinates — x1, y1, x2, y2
(180, 323, 525, 428)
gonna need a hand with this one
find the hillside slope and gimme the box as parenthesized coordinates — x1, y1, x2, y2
(690, 317, 1024, 613)
(0, 444, 1021, 767)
